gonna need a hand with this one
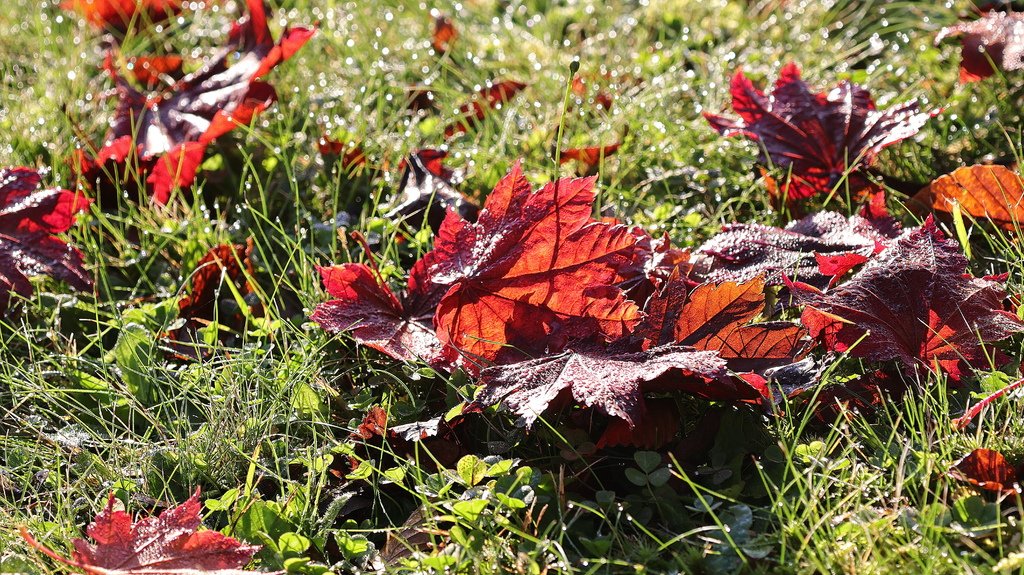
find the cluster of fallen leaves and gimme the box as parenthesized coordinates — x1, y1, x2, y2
(12, 2, 1024, 573)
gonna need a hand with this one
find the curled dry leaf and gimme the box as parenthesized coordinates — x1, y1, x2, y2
(0, 167, 92, 314)
(444, 80, 527, 138)
(20, 490, 269, 574)
(75, 0, 315, 203)
(691, 209, 900, 288)
(937, 12, 1024, 83)
(791, 217, 1024, 381)
(948, 448, 1023, 495)
(62, 0, 181, 31)
(704, 62, 930, 200)
(914, 164, 1024, 231)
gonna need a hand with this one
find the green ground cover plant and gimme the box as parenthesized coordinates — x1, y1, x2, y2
(5, 1, 1024, 573)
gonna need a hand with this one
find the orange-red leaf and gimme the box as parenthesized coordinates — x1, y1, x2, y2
(948, 448, 1023, 495)
(431, 10, 457, 53)
(62, 0, 180, 31)
(914, 165, 1024, 231)
(425, 162, 644, 363)
(443, 80, 526, 138)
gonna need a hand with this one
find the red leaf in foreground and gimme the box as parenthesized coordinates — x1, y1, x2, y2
(62, 0, 180, 31)
(311, 263, 454, 368)
(948, 448, 1023, 495)
(475, 343, 730, 428)
(425, 162, 644, 363)
(444, 80, 527, 138)
(0, 167, 92, 313)
(937, 12, 1024, 83)
(76, 0, 314, 203)
(166, 241, 259, 359)
(704, 62, 929, 199)
(20, 490, 267, 574)
(791, 218, 1024, 381)
(692, 210, 899, 288)
(385, 149, 479, 232)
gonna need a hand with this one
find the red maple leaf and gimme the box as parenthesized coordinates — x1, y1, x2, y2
(0, 167, 92, 313)
(62, 0, 180, 32)
(638, 275, 805, 371)
(20, 490, 268, 574)
(790, 218, 1024, 381)
(937, 12, 1024, 83)
(475, 343, 732, 428)
(704, 63, 930, 200)
(310, 262, 455, 368)
(424, 162, 646, 364)
(444, 80, 527, 138)
(948, 448, 1024, 495)
(692, 209, 899, 288)
(166, 241, 260, 359)
(75, 0, 315, 204)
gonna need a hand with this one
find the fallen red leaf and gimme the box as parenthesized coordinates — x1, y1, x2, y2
(559, 142, 621, 171)
(475, 343, 731, 428)
(0, 167, 92, 313)
(948, 448, 1023, 495)
(444, 80, 527, 138)
(791, 217, 1024, 381)
(425, 162, 645, 364)
(62, 0, 180, 31)
(311, 262, 455, 368)
(126, 55, 185, 88)
(704, 62, 930, 200)
(75, 0, 314, 203)
(692, 210, 899, 288)
(317, 136, 367, 171)
(20, 490, 267, 574)
(937, 11, 1024, 83)
(431, 10, 457, 53)
(913, 164, 1024, 231)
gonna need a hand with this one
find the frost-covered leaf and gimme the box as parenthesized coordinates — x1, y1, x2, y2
(692, 210, 899, 287)
(20, 490, 268, 574)
(791, 218, 1024, 381)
